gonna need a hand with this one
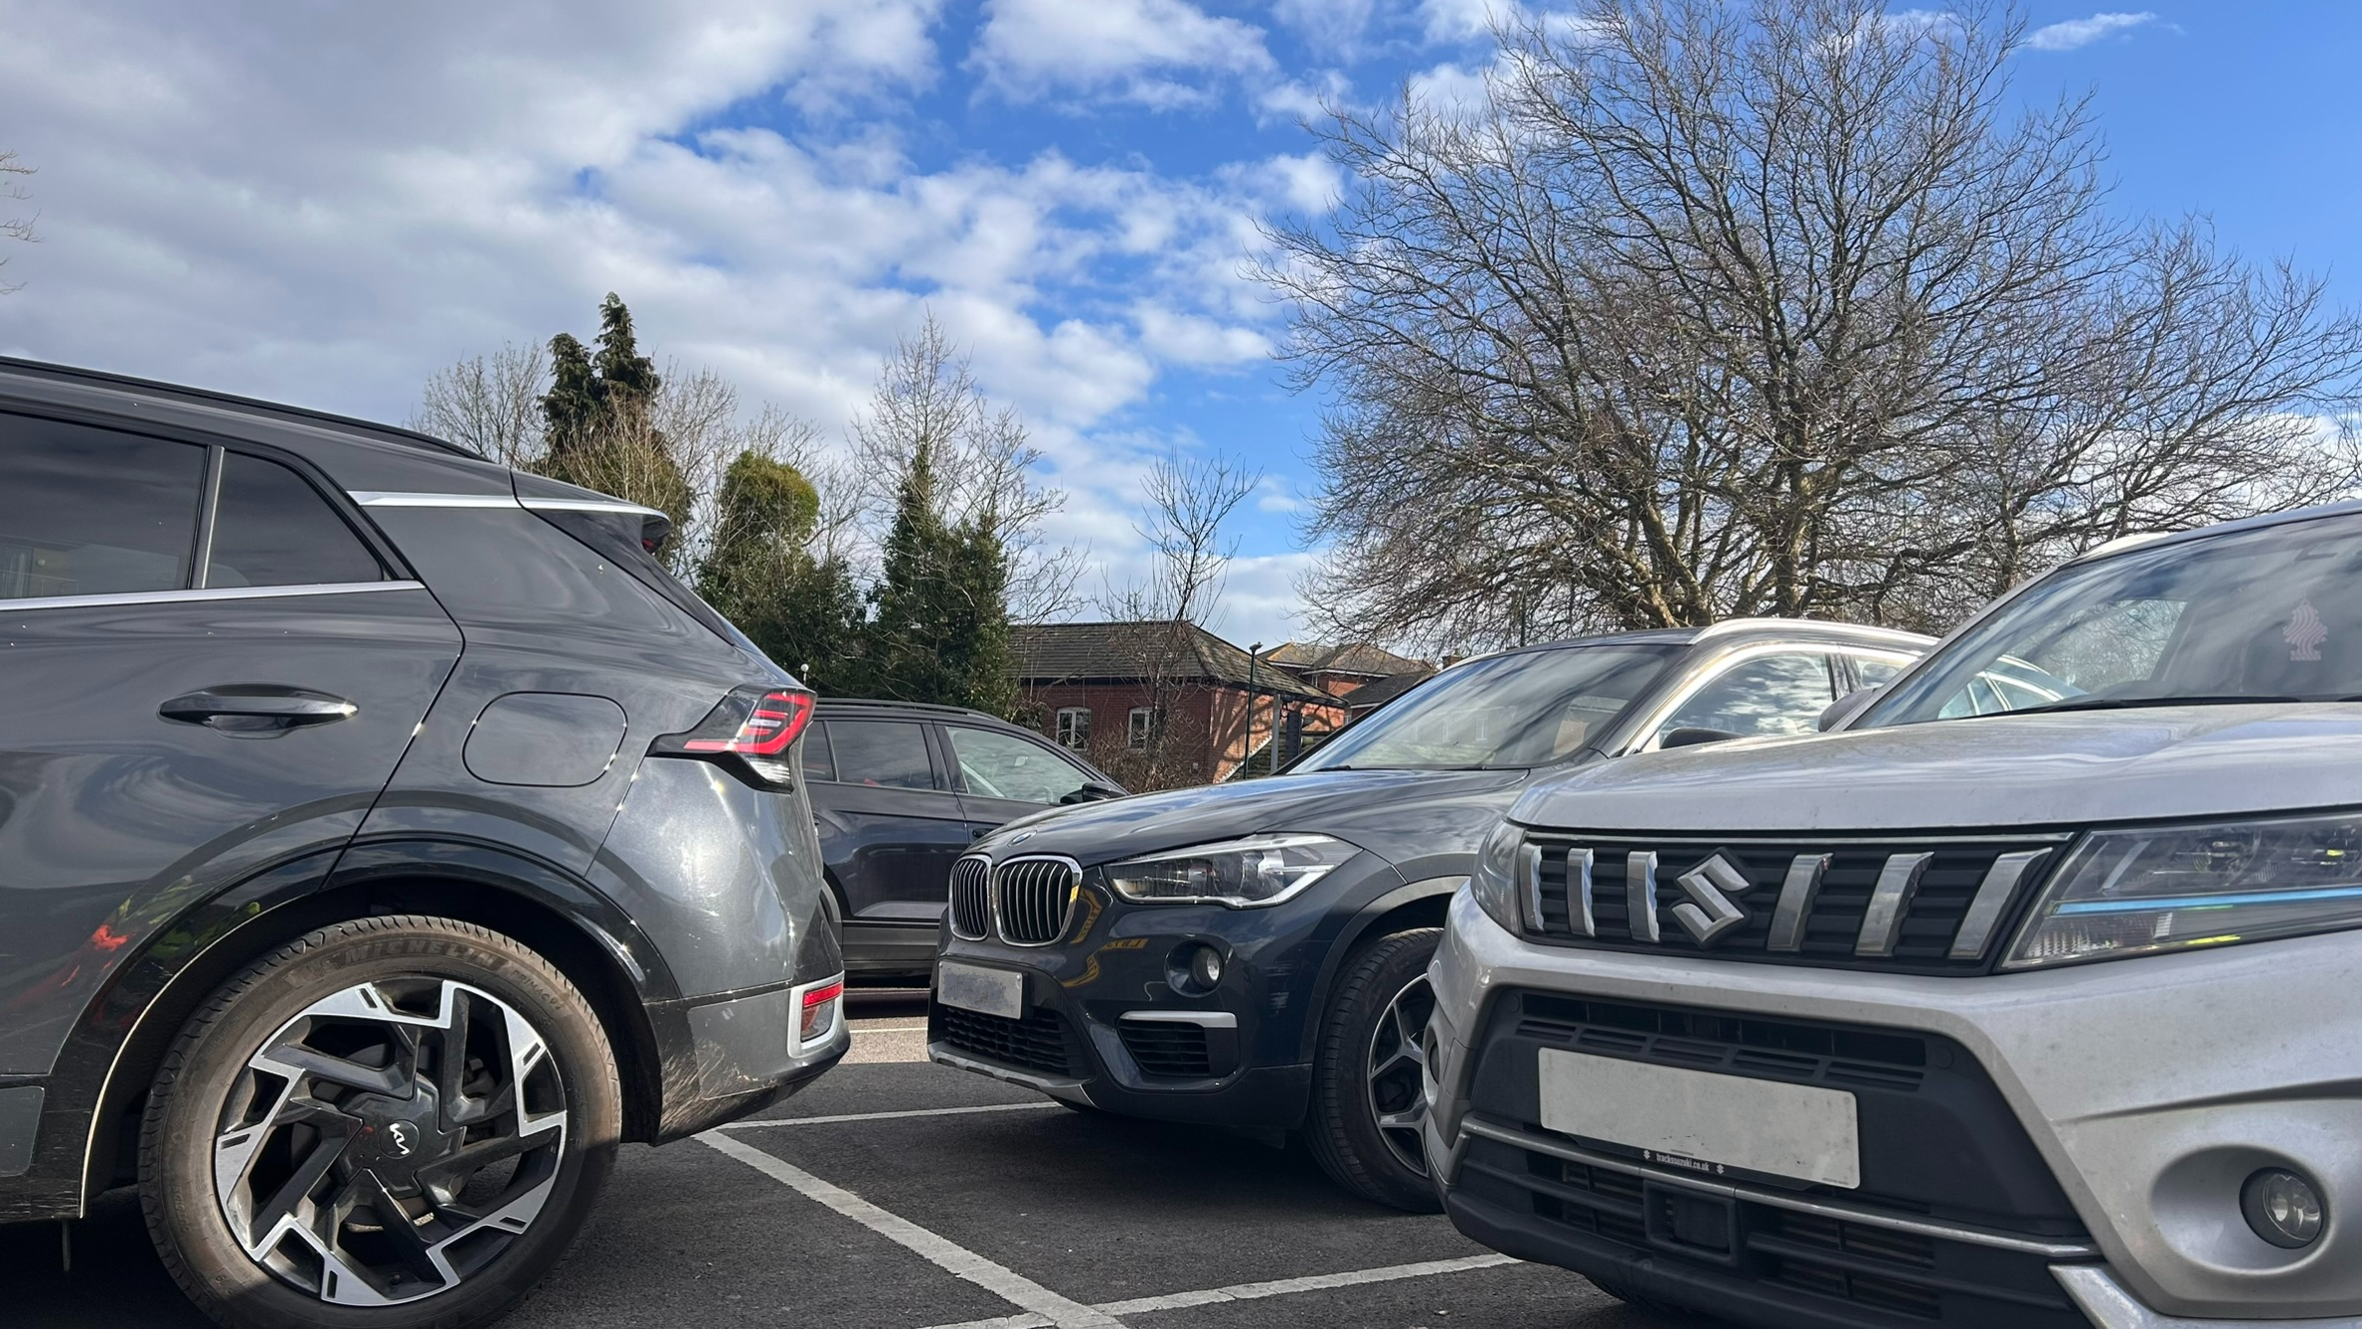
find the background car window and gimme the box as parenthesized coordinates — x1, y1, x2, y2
(828, 720, 936, 789)
(1294, 644, 1680, 771)
(207, 451, 387, 587)
(0, 416, 205, 600)
(1654, 652, 1837, 743)
(1854, 656, 1909, 688)
(947, 726, 1090, 804)
(800, 720, 837, 782)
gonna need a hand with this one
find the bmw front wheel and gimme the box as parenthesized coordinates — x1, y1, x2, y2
(1306, 927, 1444, 1212)
(141, 915, 621, 1329)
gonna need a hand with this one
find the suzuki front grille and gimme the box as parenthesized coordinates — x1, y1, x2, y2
(1518, 833, 2068, 975)
(949, 855, 992, 940)
(993, 856, 1080, 946)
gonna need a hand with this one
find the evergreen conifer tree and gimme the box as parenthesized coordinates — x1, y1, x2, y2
(697, 451, 865, 692)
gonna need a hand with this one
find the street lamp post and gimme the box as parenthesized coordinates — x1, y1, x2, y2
(1246, 642, 1261, 779)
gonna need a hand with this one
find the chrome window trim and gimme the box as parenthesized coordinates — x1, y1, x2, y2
(518, 496, 666, 519)
(1118, 1010, 1238, 1029)
(348, 491, 518, 508)
(0, 580, 424, 614)
(1623, 642, 1923, 755)
(1458, 1118, 2101, 1260)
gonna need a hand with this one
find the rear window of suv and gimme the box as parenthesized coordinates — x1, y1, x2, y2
(1, 414, 207, 599)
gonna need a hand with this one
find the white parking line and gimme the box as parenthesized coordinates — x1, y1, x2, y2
(715, 1102, 1062, 1130)
(912, 1254, 1523, 1329)
(697, 1131, 1126, 1329)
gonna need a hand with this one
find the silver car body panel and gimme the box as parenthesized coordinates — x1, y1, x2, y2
(1428, 888, 2362, 1318)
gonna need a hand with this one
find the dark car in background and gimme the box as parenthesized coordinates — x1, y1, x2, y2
(0, 359, 846, 1329)
(931, 620, 1928, 1211)
(807, 699, 1122, 980)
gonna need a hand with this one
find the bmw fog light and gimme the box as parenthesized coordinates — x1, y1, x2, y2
(1190, 945, 1224, 989)
(2242, 1168, 2326, 1249)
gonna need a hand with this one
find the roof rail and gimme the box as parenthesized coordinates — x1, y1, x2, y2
(814, 697, 994, 720)
(1691, 616, 1929, 643)
(0, 355, 486, 461)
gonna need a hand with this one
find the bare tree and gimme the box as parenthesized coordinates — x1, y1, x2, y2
(850, 315, 1078, 621)
(1091, 453, 1261, 789)
(2, 150, 38, 294)
(1262, 0, 2362, 649)
(410, 342, 546, 467)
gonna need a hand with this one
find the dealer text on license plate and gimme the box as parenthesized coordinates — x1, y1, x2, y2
(1537, 1048, 1860, 1188)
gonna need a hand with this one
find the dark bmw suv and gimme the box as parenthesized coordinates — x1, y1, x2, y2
(0, 359, 846, 1329)
(933, 621, 1927, 1211)
(805, 699, 1121, 980)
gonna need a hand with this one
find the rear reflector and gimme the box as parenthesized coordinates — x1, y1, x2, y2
(800, 980, 844, 1043)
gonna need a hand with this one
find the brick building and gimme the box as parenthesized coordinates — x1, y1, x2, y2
(1009, 624, 1440, 788)
(1012, 622, 1348, 787)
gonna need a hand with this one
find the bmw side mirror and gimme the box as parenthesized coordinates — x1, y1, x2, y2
(1661, 726, 1743, 749)
(1060, 780, 1125, 805)
(1818, 687, 1882, 732)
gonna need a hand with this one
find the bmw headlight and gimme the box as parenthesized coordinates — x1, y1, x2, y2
(1467, 819, 1527, 935)
(1105, 834, 1359, 908)
(2006, 810, 2362, 969)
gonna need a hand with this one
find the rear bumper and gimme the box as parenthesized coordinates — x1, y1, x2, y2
(651, 972, 849, 1141)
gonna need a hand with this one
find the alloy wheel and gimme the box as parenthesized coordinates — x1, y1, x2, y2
(1365, 973, 1435, 1176)
(210, 977, 568, 1306)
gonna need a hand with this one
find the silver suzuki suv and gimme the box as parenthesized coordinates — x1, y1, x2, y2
(1427, 501, 2362, 1329)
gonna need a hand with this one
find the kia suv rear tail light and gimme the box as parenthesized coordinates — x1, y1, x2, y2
(654, 686, 815, 787)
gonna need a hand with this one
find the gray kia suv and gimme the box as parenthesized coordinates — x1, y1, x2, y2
(0, 358, 847, 1329)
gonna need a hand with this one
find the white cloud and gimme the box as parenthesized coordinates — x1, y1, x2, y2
(1272, 0, 1377, 58)
(970, 0, 1276, 107)
(2026, 11, 2157, 51)
(1420, 0, 1509, 44)
(1407, 60, 1494, 117)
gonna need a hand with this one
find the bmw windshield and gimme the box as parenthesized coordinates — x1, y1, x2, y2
(1867, 511, 2362, 726)
(1292, 644, 1680, 772)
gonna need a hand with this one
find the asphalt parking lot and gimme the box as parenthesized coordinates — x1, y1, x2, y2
(7, 992, 1683, 1329)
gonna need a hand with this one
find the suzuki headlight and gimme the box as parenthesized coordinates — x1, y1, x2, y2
(1467, 819, 1527, 935)
(1105, 834, 1359, 908)
(2006, 810, 2362, 969)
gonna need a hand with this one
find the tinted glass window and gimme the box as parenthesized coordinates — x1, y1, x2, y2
(0, 415, 205, 600)
(1854, 656, 1909, 689)
(800, 721, 837, 782)
(207, 451, 386, 587)
(829, 720, 936, 789)
(1655, 653, 1838, 743)
(1294, 645, 1680, 771)
(947, 726, 1091, 804)
(1867, 515, 2362, 726)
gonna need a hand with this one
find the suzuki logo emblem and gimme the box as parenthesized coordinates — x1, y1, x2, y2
(386, 1121, 417, 1159)
(1670, 852, 1753, 945)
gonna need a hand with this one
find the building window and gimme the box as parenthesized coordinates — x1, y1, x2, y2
(1127, 706, 1160, 751)
(1055, 707, 1092, 751)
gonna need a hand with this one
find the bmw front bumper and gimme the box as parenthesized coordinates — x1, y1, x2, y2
(1425, 888, 2362, 1323)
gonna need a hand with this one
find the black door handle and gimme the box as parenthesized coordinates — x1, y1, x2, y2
(160, 686, 356, 736)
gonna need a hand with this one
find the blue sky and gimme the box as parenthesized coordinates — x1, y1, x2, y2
(2, 2, 2357, 649)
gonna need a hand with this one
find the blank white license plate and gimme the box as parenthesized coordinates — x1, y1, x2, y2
(936, 961, 1024, 1020)
(1538, 1049, 1860, 1189)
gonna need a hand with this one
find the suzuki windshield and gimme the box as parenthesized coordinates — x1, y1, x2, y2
(1868, 512, 2362, 726)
